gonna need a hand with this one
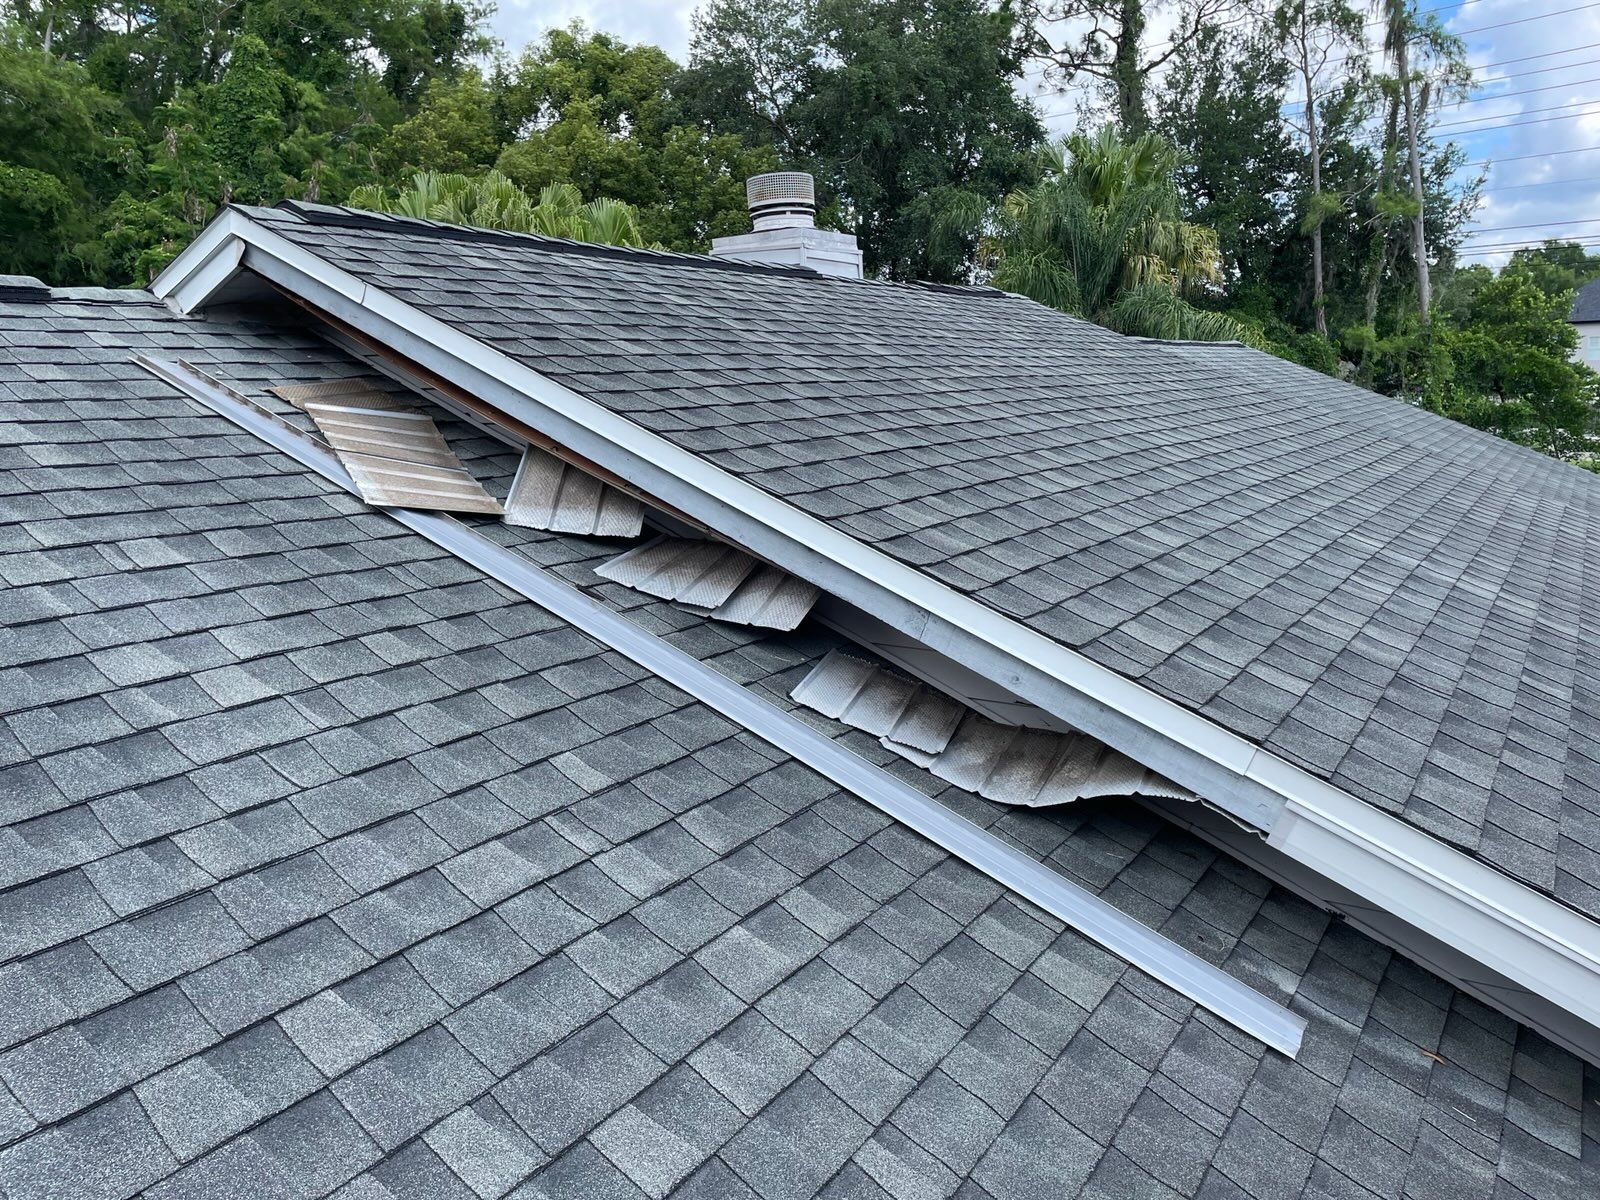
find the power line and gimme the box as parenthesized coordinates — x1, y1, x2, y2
(1456, 235, 1600, 253)
(1462, 216, 1600, 236)
(1465, 144, 1600, 167)
(1436, 96, 1600, 128)
(1437, 106, 1600, 136)
(1284, 61, 1600, 114)
(1478, 174, 1600, 193)
(1468, 41, 1600, 72)
(1447, 2, 1600, 37)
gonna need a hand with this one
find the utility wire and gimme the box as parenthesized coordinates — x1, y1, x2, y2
(1437, 106, 1600, 136)
(1465, 144, 1600, 166)
(1448, 2, 1600, 37)
(1478, 174, 1600, 193)
(1283, 60, 1600, 115)
(1463, 216, 1600, 235)
(1436, 97, 1600, 128)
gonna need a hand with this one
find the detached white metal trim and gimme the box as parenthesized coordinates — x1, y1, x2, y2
(149, 212, 1600, 1045)
(139, 354, 1307, 1058)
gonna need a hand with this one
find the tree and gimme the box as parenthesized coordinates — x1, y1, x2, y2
(1155, 22, 1296, 304)
(1442, 265, 1597, 453)
(380, 70, 501, 175)
(1505, 241, 1600, 302)
(494, 25, 777, 250)
(1020, 0, 1236, 134)
(683, 0, 1043, 280)
(1274, 0, 1364, 338)
(349, 171, 649, 245)
(981, 126, 1249, 342)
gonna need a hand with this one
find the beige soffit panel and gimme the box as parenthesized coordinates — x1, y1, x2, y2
(597, 536, 819, 630)
(504, 445, 644, 538)
(269, 377, 401, 410)
(793, 649, 1194, 808)
(300, 396, 503, 516)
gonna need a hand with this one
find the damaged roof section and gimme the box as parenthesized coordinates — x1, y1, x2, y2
(598, 536, 819, 630)
(297, 388, 503, 516)
(2, 291, 1597, 1200)
(794, 650, 1192, 808)
(504, 446, 644, 538)
(224, 201, 1600, 918)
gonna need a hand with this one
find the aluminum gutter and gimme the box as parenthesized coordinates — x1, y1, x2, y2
(151, 213, 1600, 1047)
(137, 354, 1307, 1058)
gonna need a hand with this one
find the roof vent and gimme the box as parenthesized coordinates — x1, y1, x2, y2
(709, 173, 864, 280)
(746, 172, 816, 231)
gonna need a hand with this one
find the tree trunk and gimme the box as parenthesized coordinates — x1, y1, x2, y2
(1397, 38, 1431, 323)
(1298, 10, 1327, 339)
(1114, 0, 1147, 134)
(1363, 90, 1401, 328)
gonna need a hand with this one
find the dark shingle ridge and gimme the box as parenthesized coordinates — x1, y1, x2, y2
(264, 200, 1007, 299)
(0, 275, 50, 302)
(1570, 277, 1600, 322)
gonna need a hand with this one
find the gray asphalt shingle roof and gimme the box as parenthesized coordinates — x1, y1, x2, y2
(1569, 278, 1600, 323)
(236, 203, 1600, 920)
(3, 292, 1598, 1198)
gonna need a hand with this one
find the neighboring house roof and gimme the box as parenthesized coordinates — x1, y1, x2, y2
(3, 291, 1597, 1200)
(1570, 278, 1600, 322)
(221, 203, 1600, 922)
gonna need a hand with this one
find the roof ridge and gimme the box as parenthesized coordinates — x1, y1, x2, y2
(263, 200, 1007, 299)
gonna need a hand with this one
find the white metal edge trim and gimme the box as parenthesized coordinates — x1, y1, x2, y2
(140, 353, 1307, 1059)
(171, 216, 1600, 1025)
(1261, 761, 1600, 1029)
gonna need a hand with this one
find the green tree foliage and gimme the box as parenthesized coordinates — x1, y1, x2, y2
(381, 70, 501, 175)
(982, 126, 1249, 341)
(1506, 241, 1600, 302)
(1438, 268, 1598, 455)
(349, 170, 648, 245)
(681, 0, 1042, 280)
(493, 25, 776, 249)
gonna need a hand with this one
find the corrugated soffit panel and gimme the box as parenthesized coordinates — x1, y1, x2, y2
(793, 650, 1194, 808)
(597, 536, 819, 630)
(504, 445, 644, 538)
(270, 378, 401, 409)
(300, 396, 504, 516)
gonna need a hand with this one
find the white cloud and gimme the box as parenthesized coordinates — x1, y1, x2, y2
(489, 0, 699, 60)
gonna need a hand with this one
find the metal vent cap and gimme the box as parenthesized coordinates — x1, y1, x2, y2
(745, 172, 816, 230)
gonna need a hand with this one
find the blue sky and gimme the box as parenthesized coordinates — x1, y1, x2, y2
(487, 0, 1599, 266)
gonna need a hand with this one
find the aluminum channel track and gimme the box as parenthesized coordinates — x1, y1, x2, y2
(138, 355, 1307, 1059)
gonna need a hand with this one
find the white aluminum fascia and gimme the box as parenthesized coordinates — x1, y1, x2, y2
(139, 353, 1306, 1058)
(150, 213, 1600, 1041)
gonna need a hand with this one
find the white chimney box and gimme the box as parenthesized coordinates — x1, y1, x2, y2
(710, 172, 864, 280)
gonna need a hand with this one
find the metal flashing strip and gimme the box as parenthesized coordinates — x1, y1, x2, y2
(148, 215, 1600, 1046)
(599, 536, 819, 630)
(139, 353, 1307, 1059)
(302, 397, 503, 516)
(505, 446, 644, 538)
(794, 651, 1193, 808)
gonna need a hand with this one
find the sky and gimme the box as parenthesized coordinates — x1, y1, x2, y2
(487, 0, 1600, 267)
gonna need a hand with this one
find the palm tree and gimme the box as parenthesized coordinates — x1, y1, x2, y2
(982, 126, 1250, 343)
(348, 172, 649, 247)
